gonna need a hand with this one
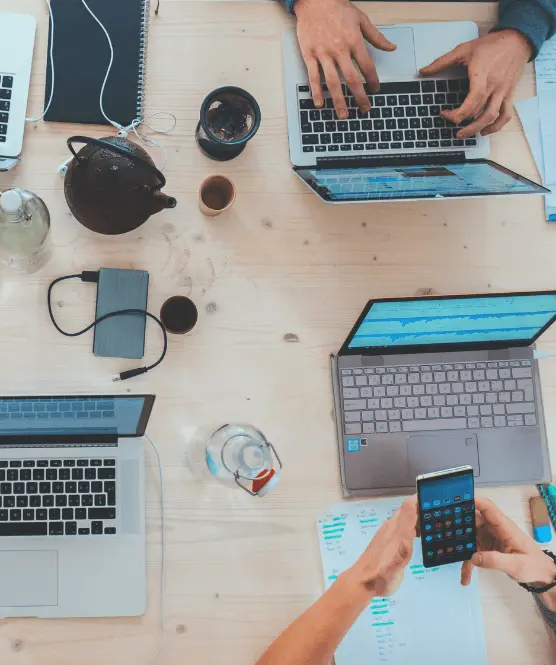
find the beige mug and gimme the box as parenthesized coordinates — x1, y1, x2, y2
(199, 175, 236, 216)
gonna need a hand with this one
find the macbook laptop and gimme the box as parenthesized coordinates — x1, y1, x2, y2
(282, 21, 548, 203)
(0, 13, 36, 172)
(331, 292, 553, 496)
(0, 393, 154, 618)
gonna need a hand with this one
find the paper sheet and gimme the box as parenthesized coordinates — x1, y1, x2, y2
(536, 36, 556, 184)
(515, 97, 544, 179)
(317, 498, 488, 665)
(534, 36, 556, 221)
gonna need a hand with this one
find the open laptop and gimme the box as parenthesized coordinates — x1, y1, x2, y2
(331, 292, 553, 496)
(282, 22, 548, 203)
(0, 393, 154, 618)
(0, 13, 36, 172)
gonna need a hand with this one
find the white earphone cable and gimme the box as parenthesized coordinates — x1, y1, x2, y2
(145, 433, 167, 665)
(29, 0, 175, 171)
(78, 0, 116, 129)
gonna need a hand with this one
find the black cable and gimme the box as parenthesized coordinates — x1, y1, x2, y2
(47, 272, 168, 381)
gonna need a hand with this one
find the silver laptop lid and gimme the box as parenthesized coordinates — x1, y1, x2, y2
(339, 292, 556, 356)
(295, 159, 548, 203)
(0, 394, 155, 441)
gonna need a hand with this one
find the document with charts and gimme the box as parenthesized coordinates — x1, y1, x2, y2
(317, 498, 488, 665)
(535, 35, 556, 221)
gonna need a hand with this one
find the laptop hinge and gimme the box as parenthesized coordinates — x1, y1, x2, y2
(0, 434, 119, 447)
(315, 151, 466, 170)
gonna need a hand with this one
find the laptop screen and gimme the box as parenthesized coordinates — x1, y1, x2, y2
(346, 293, 556, 351)
(295, 160, 547, 202)
(0, 395, 155, 438)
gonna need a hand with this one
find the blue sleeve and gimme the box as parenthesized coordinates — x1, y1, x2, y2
(535, 596, 556, 633)
(492, 0, 556, 58)
(279, 0, 297, 15)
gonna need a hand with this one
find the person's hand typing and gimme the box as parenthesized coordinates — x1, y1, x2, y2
(293, 0, 396, 120)
(420, 30, 532, 138)
(346, 497, 418, 598)
(461, 497, 556, 611)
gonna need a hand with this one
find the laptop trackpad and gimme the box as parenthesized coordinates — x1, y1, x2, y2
(368, 27, 417, 78)
(0, 550, 58, 606)
(408, 433, 479, 477)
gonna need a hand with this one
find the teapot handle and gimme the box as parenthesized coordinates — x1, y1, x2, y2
(67, 136, 166, 187)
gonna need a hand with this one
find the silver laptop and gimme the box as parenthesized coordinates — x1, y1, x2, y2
(331, 292, 553, 496)
(0, 393, 154, 618)
(0, 13, 36, 172)
(282, 22, 548, 203)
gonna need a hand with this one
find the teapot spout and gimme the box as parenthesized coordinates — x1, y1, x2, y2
(151, 191, 177, 212)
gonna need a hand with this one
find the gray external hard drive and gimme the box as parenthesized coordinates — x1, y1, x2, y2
(93, 268, 149, 359)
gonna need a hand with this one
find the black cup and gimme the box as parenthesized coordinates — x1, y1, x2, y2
(195, 86, 261, 161)
(160, 296, 198, 335)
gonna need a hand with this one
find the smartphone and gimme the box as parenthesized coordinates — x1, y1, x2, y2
(417, 465, 476, 568)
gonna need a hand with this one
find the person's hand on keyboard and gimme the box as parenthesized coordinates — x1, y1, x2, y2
(460, 497, 556, 611)
(349, 496, 417, 597)
(293, 0, 396, 119)
(420, 30, 532, 138)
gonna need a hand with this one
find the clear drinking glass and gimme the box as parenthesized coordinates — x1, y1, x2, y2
(205, 424, 281, 496)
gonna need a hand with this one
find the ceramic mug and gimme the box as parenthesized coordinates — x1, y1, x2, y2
(198, 174, 236, 216)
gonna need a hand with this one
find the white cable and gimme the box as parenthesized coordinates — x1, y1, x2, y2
(78, 0, 119, 129)
(29, 0, 176, 171)
(124, 111, 176, 172)
(26, 0, 55, 122)
(145, 433, 167, 665)
(80, 0, 175, 170)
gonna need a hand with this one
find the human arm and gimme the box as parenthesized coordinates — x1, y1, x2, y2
(279, 0, 396, 119)
(254, 498, 418, 665)
(460, 497, 556, 632)
(495, 0, 556, 58)
(420, 0, 556, 138)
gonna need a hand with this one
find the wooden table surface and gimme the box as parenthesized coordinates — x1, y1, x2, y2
(1, 1, 556, 663)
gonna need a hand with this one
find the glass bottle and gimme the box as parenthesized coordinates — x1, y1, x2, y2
(0, 188, 51, 273)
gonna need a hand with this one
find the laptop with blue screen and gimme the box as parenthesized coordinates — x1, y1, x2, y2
(331, 292, 553, 496)
(294, 159, 549, 204)
(283, 22, 549, 203)
(0, 393, 154, 618)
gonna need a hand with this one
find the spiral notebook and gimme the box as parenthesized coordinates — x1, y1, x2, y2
(43, 0, 149, 126)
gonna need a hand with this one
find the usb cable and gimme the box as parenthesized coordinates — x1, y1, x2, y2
(47, 271, 167, 381)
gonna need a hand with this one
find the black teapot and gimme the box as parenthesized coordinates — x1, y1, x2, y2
(64, 135, 177, 235)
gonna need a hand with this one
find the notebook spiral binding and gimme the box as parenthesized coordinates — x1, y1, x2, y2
(538, 484, 556, 531)
(136, 0, 151, 122)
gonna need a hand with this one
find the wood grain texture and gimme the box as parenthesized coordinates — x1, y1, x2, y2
(0, 1, 555, 663)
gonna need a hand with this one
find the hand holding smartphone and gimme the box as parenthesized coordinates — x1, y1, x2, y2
(417, 465, 477, 568)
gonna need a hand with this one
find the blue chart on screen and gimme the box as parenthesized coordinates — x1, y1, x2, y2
(348, 294, 556, 348)
(0, 396, 147, 436)
(305, 162, 540, 201)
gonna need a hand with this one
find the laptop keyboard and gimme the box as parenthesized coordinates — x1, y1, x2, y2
(0, 74, 13, 144)
(0, 458, 116, 536)
(341, 360, 536, 435)
(298, 79, 478, 155)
